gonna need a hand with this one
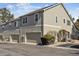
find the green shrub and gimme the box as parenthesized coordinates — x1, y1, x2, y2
(42, 33, 55, 42)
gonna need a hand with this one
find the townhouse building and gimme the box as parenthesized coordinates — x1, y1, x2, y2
(0, 3, 73, 44)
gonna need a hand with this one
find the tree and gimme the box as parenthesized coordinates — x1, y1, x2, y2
(75, 19, 79, 30)
(0, 8, 14, 23)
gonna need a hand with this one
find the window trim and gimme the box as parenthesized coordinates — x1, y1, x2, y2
(14, 21, 16, 27)
(68, 32, 70, 38)
(9, 22, 12, 27)
(2, 25, 4, 29)
(14, 21, 19, 27)
(56, 16, 57, 23)
(34, 13, 39, 23)
(63, 19, 65, 23)
(9, 23, 11, 26)
(67, 20, 71, 26)
(22, 16, 28, 24)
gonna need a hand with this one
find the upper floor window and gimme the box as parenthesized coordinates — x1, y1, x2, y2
(14, 22, 16, 27)
(9, 23, 12, 27)
(68, 32, 70, 38)
(2, 25, 4, 29)
(9, 23, 11, 26)
(14, 21, 18, 27)
(67, 20, 71, 26)
(23, 17, 27, 24)
(56, 16, 57, 23)
(63, 19, 65, 23)
(35, 13, 39, 22)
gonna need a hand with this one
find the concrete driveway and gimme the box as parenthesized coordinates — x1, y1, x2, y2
(0, 43, 79, 56)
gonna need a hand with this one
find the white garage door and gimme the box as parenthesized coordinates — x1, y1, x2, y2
(26, 32, 41, 43)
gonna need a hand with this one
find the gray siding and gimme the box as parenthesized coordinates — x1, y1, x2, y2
(0, 11, 44, 41)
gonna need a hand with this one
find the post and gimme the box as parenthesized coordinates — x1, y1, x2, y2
(9, 35, 12, 43)
(54, 33, 58, 43)
(24, 34, 27, 43)
(19, 28, 21, 43)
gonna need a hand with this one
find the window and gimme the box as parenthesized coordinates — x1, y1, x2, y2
(14, 21, 18, 27)
(9, 23, 11, 26)
(35, 13, 39, 22)
(56, 16, 57, 23)
(9, 23, 11, 27)
(2, 25, 4, 29)
(23, 17, 27, 24)
(68, 32, 70, 38)
(14, 22, 16, 27)
(67, 20, 71, 25)
(63, 19, 65, 23)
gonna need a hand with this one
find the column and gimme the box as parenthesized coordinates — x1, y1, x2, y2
(54, 33, 58, 43)
(24, 34, 27, 43)
(9, 36, 12, 43)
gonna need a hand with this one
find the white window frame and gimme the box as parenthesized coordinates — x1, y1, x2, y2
(67, 20, 71, 26)
(9, 23, 11, 26)
(14, 21, 18, 27)
(56, 16, 57, 23)
(63, 19, 66, 23)
(16, 21, 19, 27)
(34, 13, 39, 23)
(22, 16, 28, 24)
(2, 25, 4, 29)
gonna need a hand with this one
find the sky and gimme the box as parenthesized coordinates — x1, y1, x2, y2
(0, 3, 79, 21)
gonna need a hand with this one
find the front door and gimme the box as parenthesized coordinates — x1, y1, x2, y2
(57, 30, 69, 42)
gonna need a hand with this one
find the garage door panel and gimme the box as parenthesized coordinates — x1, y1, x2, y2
(26, 32, 41, 43)
(0, 35, 4, 41)
(11, 34, 19, 42)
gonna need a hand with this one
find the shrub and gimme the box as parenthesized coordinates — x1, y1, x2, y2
(41, 33, 55, 44)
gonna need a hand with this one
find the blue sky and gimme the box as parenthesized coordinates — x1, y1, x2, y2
(0, 3, 79, 20)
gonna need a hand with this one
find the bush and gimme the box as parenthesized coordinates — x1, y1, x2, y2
(41, 33, 55, 45)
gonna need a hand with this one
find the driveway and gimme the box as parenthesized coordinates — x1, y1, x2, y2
(0, 43, 79, 56)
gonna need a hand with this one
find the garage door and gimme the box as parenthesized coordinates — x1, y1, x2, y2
(11, 34, 19, 43)
(0, 35, 3, 41)
(26, 32, 41, 43)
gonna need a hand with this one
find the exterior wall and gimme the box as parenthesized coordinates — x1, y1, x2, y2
(71, 25, 79, 39)
(0, 11, 43, 31)
(19, 11, 43, 38)
(43, 4, 73, 35)
(0, 11, 44, 43)
(0, 3, 74, 43)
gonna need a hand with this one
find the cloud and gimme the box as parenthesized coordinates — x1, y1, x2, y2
(6, 3, 41, 18)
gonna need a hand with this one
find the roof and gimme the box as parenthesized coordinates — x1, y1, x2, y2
(0, 3, 78, 32)
(0, 3, 60, 25)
